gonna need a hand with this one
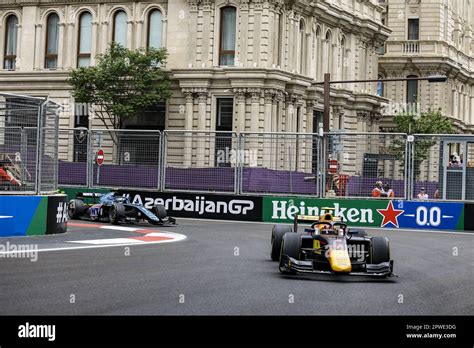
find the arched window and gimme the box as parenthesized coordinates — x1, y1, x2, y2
(298, 20, 306, 74)
(219, 6, 236, 66)
(4, 15, 18, 70)
(45, 13, 59, 69)
(77, 12, 92, 67)
(406, 75, 418, 104)
(113, 10, 127, 47)
(147, 9, 163, 48)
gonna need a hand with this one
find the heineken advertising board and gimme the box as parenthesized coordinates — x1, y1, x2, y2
(262, 197, 464, 231)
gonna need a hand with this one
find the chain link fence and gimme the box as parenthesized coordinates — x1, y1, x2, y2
(411, 134, 474, 201)
(54, 128, 474, 202)
(162, 131, 238, 193)
(0, 94, 61, 194)
(90, 129, 162, 189)
(325, 132, 408, 199)
(240, 132, 319, 195)
(58, 128, 89, 186)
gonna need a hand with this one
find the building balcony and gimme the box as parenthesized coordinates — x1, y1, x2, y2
(381, 40, 473, 72)
(403, 41, 419, 54)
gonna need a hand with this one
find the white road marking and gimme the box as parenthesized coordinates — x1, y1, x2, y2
(69, 232, 186, 245)
(175, 217, 474, 236)
(70, 238, 145, 245)
(99, 226, 143, 232)
(0, 238, 187, 254)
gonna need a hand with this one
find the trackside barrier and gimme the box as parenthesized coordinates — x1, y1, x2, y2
(60, 187, 471, 231)
(0, 194, 68, 237)
(57, 129, 474, 204)
(0, 94, 61, 194)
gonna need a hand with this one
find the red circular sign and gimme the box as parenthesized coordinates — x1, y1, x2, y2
(96, 149, 104, 166)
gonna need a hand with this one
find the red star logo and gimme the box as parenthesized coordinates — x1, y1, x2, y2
(377, 201, 404, 228)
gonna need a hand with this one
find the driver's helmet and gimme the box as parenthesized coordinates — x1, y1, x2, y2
(320, 212, 334, 222)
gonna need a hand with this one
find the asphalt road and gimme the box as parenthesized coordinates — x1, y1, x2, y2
(0, 219, 473, 315)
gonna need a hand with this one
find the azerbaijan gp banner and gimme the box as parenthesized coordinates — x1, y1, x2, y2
(262, 197, 464, 231)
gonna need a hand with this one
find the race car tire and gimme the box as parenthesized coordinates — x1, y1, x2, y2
(279, 233, 300, 274)
(271, 225, 292, 261)
(371, 236, 390, 264)
(153, 204, 167, 219)
(281, 232, 300, 261)
(68, 199, 86, 219)
(350, 228, 367, 237)
(109, 203, 125, 225)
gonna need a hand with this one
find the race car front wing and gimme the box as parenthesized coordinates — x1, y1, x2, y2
(279, 254, 395, 278)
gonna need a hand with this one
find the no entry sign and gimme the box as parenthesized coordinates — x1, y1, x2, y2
(96, 149, 104, 166)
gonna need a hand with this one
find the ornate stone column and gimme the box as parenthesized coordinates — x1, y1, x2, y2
(182, 89, 195, 167)
(470, 92, 474, 125)
(333, 105, 345, 131)
(285, 94, 295, 133)
(248, 88, 261, 133)
(135, 20, 143, 49)
(263, 89, 275, 167)
(90, 21, 98, 65)
(57, 23, 66, 69)
(34, 24, 42, 70)
(234, 88, 247, 132)
(66, 22, 75, 69)
(196, 89, 208, 167)
(101, 21, 109, 54)
(15, 23, 22, 70)
(126, 20, 133, 49)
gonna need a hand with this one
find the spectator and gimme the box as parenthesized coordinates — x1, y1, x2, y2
(449, 154, 461, 167)
(383, 184, 395, 198)
(372, 181, 383, 197)
(417, 187, 429, 200)
(0, 160, 21, 187)
(434, 186, 440, 199)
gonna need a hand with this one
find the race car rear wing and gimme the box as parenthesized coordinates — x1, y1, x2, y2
(293, 214, 342, 232)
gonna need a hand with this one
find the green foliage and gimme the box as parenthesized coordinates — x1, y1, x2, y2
(67, 42, 171, 129)
(391, 109, 455, 178)
(393, 109, 455, 135)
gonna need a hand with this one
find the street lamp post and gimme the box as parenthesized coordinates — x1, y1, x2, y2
(315, 73, 447, 197)
(317, 73, 448, 132)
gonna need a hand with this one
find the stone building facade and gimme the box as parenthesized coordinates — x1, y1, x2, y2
(378, 0, 474, 130)
(0, 0, 389, 173)
(378, 0, 474, 183)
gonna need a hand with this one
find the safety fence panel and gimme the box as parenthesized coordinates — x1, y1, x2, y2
(325, 132, 407, 199)
(38, 101, 61, 194)
(240, 133, 320, 196)
(162, 131, 238, 193)
(57, 128, 89, 187)
(90, 129, 162, 189)
(0, 127, 37, 193)
(412, 134, 474, 201)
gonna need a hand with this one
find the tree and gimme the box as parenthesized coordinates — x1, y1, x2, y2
(391, 108, 455, 178)
(68, 42, 171, 131)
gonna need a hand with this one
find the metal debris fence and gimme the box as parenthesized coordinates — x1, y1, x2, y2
(0, 93, 61, 194)
(51, 128, 474, 201)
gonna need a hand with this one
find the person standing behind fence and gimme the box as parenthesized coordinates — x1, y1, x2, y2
(383, 184, 394, 198)
(372, 181, 383, 197)
(417, 187, 429, 200)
